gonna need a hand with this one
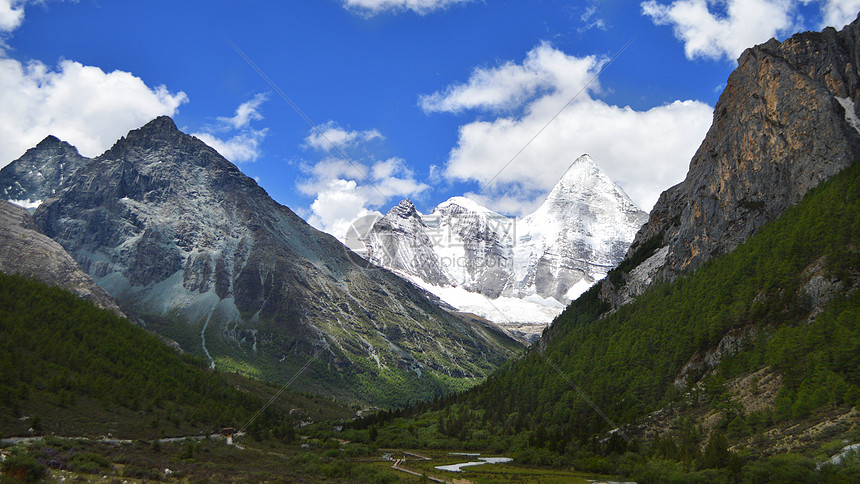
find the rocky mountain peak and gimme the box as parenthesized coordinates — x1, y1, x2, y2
(600, 15, 860, 309)
(35, 135, 64, 149)
(434, 196, 497, 216)
(17, 117, 518, 405)
(99, 115, 208, 167)
(390, 198, 421, 219)
(135, 115, 181, 138)
(0, 134, 91, 208)
(535, 153, 640, 217)
(360, 153, 647, 329)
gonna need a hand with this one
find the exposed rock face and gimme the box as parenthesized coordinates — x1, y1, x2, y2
(0, 200, 123, 316)
(21, 116, 519, 404)
(362, 154, 647, 323)
(0, 136, 91, 209)
(602, 17, 860, 308)
(363, 199, 454, 287)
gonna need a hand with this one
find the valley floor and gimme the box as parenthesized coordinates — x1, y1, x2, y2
(0, 436, 629, 483)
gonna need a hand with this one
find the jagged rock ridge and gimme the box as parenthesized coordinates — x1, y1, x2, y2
(5, 116, 520, 405)
(601, 16, 860, 309)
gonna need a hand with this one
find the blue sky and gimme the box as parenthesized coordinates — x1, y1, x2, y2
(1, 0, 857, 238)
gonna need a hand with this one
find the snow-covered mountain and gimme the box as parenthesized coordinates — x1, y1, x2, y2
(358, 154, 648, 333)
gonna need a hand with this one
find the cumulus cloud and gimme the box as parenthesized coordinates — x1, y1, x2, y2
(819, 0, 860, 28)
(299, 125, 429, 239)
(641, 0, 806, 61)
(192, 130, 266, 163)
(641, 0, 860, 59)
(421, 42, 603, 114)
(423, 43, 714, 214)
(218, 92, 267, 130)
(304, 122, 383, 152)
(0, 0, 25, 32)
(191, 94, 268, 163)
(341, 0, 473, 15)
(0, 55, 187, 166)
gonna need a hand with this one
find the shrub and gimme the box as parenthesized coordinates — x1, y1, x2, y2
(2, 453, 48, 483)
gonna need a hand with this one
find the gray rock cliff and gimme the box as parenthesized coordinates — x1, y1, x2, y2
(0, 200, 123, 316)
(601, 16, 860, 308)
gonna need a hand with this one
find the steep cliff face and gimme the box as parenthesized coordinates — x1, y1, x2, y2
(0, 200, 123, 316)
(0, 136, 91, 209)
(24, 117, 519, 405)
(363, 199, 455, 287)
(602, 17, 860, 307)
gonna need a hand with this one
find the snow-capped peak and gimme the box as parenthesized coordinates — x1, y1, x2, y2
(356, 153, 648, 327)
(434, 196, 499, 216)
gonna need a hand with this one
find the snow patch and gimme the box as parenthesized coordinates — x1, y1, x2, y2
(404, 274, 562, 325)
(836, 97, 860, 135)
(7, 199, 42, 210)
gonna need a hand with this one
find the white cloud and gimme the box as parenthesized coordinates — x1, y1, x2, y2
(642, 0, 860, 57)
(192, 130, 266, 163)
(0, 0, 25, 32)
(421, 42, 603, 113)
(341, 0, 473, 15)
(299, 128, 429, 239)
(191, 94, 268, 163)
(641, 0, 802, 61)
(304, 122, 383, 152)
(218, 92, 267, 130)
(0, 55, 187, 166)
(305, 179, 383, 241)
(819, 0, 860, 27)
(424, 43, 714, 214)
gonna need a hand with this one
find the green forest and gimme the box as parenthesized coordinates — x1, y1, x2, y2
(339, 161, 860, 482)
(0, 272, 355, 441)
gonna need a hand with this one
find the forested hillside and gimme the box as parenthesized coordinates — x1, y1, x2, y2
(350, 161, 860, 482)
(0, 273, 352, 440)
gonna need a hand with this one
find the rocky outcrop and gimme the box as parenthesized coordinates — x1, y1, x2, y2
(0, 136, 91, 209)
(20, 116, 519, 405)
(602, 16, 860, 308)
(0, 200, 123, 316)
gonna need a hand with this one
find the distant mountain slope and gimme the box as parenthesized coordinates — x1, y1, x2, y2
(0, 200, 122, 316)
(0, 272, 355, 439)
(6, 116, 520, 407)
(0, 136, 90, 209)
(362, 154, 647, 328)
(601, 17, 860, 308)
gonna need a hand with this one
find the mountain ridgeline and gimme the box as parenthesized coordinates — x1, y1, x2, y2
(1, 116, 521, 407)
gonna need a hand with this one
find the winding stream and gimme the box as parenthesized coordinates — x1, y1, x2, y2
(434, 454, 513, 472)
